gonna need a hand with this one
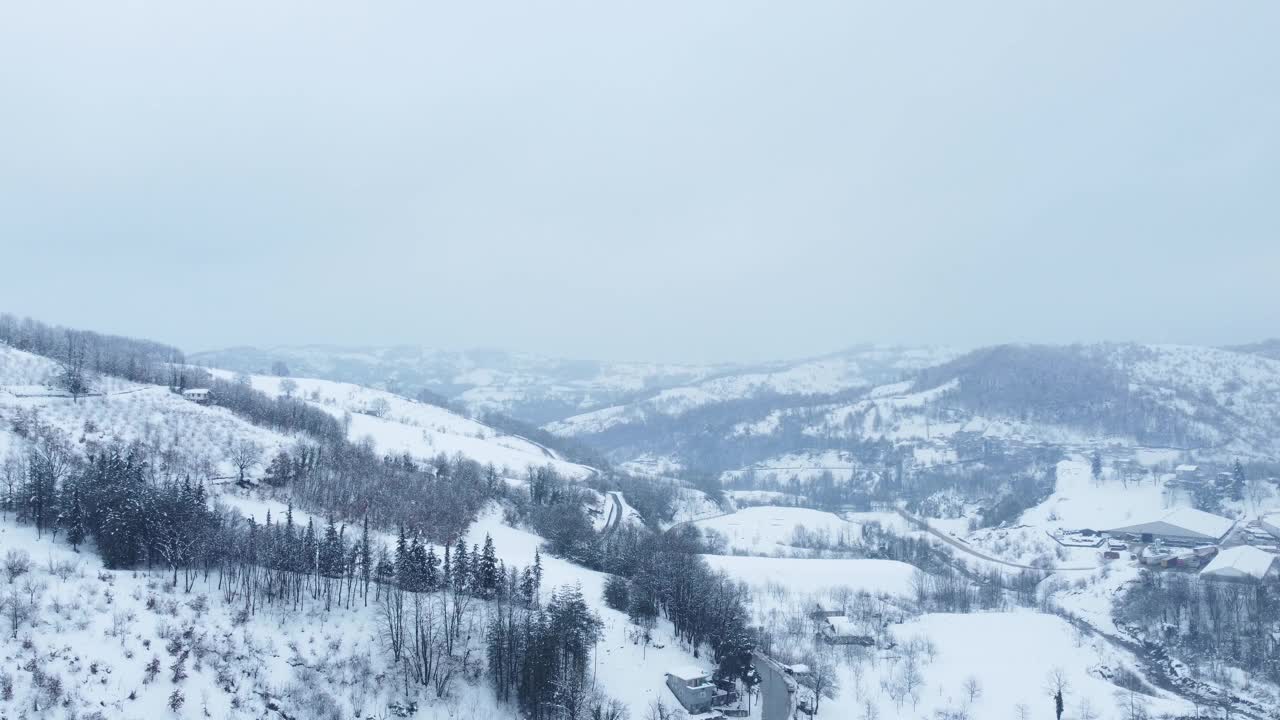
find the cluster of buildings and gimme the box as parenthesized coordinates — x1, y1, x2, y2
(1103, 507, 1280, 583)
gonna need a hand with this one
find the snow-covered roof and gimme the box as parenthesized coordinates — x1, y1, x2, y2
(826, 616, 859, 636)
(182, 388, 209, 395)
(1175, 464, 1199, 473)
(667, 666, 710, 683)
(1106, 507, 1234, 541)
(1201, 546, 1277, 581)
(1260, 513, 1280, 539)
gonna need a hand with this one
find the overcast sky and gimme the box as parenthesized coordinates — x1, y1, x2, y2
(1, 2, 1277, 362)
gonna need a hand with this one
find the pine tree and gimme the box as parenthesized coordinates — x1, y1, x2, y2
(395, 525, 410, 587)
(359, 516, 373, 604)
(453, 537, 470, 593)
(1231, 459, 1247, 502)
(58, 476, 90, 551)
(423, 545, 440, 591)
(531, 548, 543, 604)
(478, 534, 499, 598)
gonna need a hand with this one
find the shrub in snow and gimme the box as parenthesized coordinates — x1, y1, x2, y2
(603, 575, 629, 611)
(3, 549, 31, 583)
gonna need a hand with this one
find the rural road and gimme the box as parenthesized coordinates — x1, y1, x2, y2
(895, 508, 1095, 573)
(602, 491, 623, 535)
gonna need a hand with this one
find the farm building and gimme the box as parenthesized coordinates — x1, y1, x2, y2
(1139, 543, 1216, 569)
(1200, 546, 1279, 583)
(664, 666, 716, 715)
(1105, 507, 1234, 545)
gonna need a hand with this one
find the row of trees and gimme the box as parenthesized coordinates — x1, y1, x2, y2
(1117, 568, 1280, 682)
(0, 312, 183, 390)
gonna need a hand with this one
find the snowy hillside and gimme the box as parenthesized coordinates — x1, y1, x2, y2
(545, 346, 956, 437)
(1, 346, 294, 480)
(191, 345, 728, 424)
(206, 369, 594, 481)
(557, 343, 1280, 491)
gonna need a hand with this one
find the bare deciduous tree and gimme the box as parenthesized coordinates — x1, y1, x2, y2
(227, 438, 263, 484)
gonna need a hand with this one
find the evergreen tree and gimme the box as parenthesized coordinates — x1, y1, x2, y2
(453, 537, 470, 593)
(478, 534, 499, 598)
(58, 475, 90, 551)
(423, 545, 440, 591)
(359, 516, 373, 604)
(1231, 459, 1247, 502)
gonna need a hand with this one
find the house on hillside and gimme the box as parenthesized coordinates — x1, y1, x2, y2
(665, 666, 716, 715)
(1105, 507, 1235, 546)
(1200, 546, 1279, 583)
(817, 614, 875, 646)
(810, 603, 843, 620)
(182, 388, 210, 404)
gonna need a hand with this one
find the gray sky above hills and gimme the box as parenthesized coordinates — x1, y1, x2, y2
(2, 2, 1277, 362)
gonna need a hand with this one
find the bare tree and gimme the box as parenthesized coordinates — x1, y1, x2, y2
(1246, 476, 1272, 512)
(963, 676, 982, 706)
(227, 438, 263, 484)
(0, 454, 24, 519)
(279, 378, 298, 398)
(55, 331, 93, 401)
(1046, 666, 1069, 720)
(799, 650, 840, 716)
(0, 589, 32, 639)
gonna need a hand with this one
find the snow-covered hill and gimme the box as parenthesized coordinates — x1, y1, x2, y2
(191, 345, 729, 425)
(206, 369, 594, 481)
(191, 344, 957, 429)
(0, 346, 294, 481)
(557, 343, 1280, 487)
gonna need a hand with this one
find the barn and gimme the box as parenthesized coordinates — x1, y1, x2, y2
(1105, 508, 1235, 545)
(1200, 546, 1278, 583)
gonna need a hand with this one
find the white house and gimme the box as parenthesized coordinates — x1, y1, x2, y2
(1199, 546, 1279, 583)
(182, 388, 211, 403)
(1105, 507, 1235, 545)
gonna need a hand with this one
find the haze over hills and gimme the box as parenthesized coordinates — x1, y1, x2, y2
(196, 340, 1280, 472)
(190, 344, 958, 425)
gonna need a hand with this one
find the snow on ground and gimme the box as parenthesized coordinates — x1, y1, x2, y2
(844, 611, 1192, 720)
(209, 369, 593, 480)
(667, 487, 723, 527)
(1050, 564, 1146, 636)
(0, 515, 454, 720)
(1022, 458, 1176, 533)
(724, 489, 806, 506)
(0, 345, 143, 394)
(692, 506, 860, 556)
(0, 386, 294, 482)
(704, 555, 917, 599)
(720, 451, 858, 485)
(216, 492, 711, 715)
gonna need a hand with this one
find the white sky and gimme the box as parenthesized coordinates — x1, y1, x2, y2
(2, 2, 1277, 362)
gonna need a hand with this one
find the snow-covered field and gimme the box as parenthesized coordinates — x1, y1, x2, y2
(849, 611, 1191, 720)
(693, 506, 861, 556)
(704, 555, 918, 599)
